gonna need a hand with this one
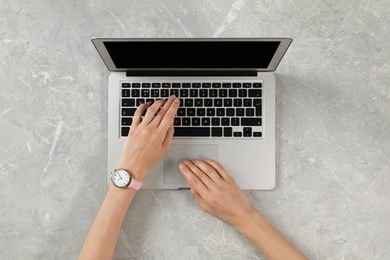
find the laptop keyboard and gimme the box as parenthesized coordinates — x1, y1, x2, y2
(120, 82, 263, 138)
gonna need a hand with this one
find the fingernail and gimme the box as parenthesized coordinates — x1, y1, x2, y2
(170, 95, 176, 99)
(179, 163, 184, 169)
(174, 98, 180, 103)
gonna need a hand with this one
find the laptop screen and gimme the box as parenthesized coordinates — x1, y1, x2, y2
(103, 41, 280, 69)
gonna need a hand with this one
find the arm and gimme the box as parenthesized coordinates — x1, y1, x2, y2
(79, 96, 180, 260)
(179, 159, 307, 260)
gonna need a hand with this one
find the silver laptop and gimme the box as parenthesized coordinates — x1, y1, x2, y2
(92, 38, 292, 190)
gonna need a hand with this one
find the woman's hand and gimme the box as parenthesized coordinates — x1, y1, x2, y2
(118, 95, 180, 181)
(178, 159, 256, 229)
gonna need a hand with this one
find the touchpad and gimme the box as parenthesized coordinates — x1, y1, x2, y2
(164, 144, 218, 184)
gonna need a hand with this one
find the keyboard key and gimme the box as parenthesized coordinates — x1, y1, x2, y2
(122, 99, 135, 107)
(194, 99, 203, 107)
(131, 89, 140, 97)
(142, 83, 150, 88)
(170, 89, 179, 96)
(207, 108, 215, 116)
(254, 99, 262, 116)
(202, 83, 211, 88)
(231, 118, 239, 126)
(136, 99, 145, 106)
(253, 132, 262, 137)
(178, 108, 186, 116)
(172, 83, 181, 88)
(234, 132, 242, 137)
(224, 127, 233, 137)
(121, 127, 130, 136)
(243, 83, 252, 88)
(197, 108, 205, 116)
(222, 118, 230, 126)
(200, 89, 208, 97)
(182, 83, 191, 88)
(162, 83, 171, 88)
(241, 118, 262, 126)
(239, 89, 247, 97)
(219, 89, 227, 97)
(202, 118, 210, 126)
(161, 89, 169, 97)
(244, 99, 252, 107)
(122, 89, 130, 97)
(190, 89, 198, 97)
(174, 118, 181, 126)
(152, 83, 161, 88)
(122, 117, 133, 126)
(212, 118, 220, 126)
(212, 127, 222, 137)
(122, 108, 136, 116)
(243, 127, 252, 137)
(185, 99, 194, 107)
(216, 108, 225, 116)
(253, 83, 262, 88)
(192, 83, 201, 88)
(187, 108, 195, 116)
(214, 99, 223, 107)
(229, 89, 238, 97)
(233, 83, 241, 88)
(151, 89, 159, 97)
(246, 108, 255, 116)
(234, 99, 242, 107)
(226, 108, 234, 116)
(146, 98, 154, 104)
(236, 108, 245, 116)
(192, 117, 201, 126)
(122, 83, 130, 88)
(132, 83, 140, 88)
(141, 89, 150, 97)
(212, 83, 221, 88)
(174, 127, 210, 137)
(223, 83, 231, 88)
(182, 118, 191, 125)
(209, 89, 217, 97)
(180, 89, 189, 97)
(249, 89, 262, 97)
(204, 99, 213, 107)
(224, 99, 233, 107)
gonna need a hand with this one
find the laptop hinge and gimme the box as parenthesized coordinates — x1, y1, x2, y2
(126, 70, 257, 77)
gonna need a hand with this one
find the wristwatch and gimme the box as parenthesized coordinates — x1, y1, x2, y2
(110, 168, 142, 191)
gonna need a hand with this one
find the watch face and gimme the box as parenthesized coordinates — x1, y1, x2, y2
(111, 169, 131, 188)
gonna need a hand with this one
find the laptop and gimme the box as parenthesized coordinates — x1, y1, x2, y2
(92, 38, 292, 190)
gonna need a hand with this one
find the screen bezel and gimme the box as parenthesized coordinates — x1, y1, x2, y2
(91, 38, 292, 72)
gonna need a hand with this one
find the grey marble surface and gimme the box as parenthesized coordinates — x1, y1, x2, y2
(1, 0, 389, 259)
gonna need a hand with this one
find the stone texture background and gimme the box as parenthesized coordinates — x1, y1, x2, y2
(0, 0, 389, 259)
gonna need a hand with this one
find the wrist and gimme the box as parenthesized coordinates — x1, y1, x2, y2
(233, 205, 261, 234)
(116, 160, 147, 181)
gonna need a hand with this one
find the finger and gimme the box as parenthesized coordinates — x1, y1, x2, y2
(192, 159, 223, 183)
(179, 162, 208, 197)
(157, 97, 180, 132)
(151, 95, 176, 127)
(183, 159, 214, 189)
(142, 99, 166, 125)
(204, 159, 232, 181)
(162, 125, 175, 151)
(132, 102, 150, 127)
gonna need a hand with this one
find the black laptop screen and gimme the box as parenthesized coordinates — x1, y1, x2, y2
(104, 41, 280, 69)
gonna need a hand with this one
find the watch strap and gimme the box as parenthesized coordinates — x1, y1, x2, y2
(128, 177, 142, 191)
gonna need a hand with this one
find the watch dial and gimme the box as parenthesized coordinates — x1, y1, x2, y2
(112, 169, 130, 187)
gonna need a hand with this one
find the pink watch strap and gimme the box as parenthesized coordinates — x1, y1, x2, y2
(128, 178, 142, 191)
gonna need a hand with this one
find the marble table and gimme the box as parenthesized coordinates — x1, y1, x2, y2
(1, 0, 389, 259)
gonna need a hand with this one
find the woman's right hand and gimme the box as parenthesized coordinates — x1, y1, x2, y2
(178, 159, 256, 229)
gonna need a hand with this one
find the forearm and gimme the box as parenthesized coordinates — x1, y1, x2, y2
(235, 207, 307, 260)
(79, 185, 136, 260)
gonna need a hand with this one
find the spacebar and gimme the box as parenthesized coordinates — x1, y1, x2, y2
(174, 127, 210, 137)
